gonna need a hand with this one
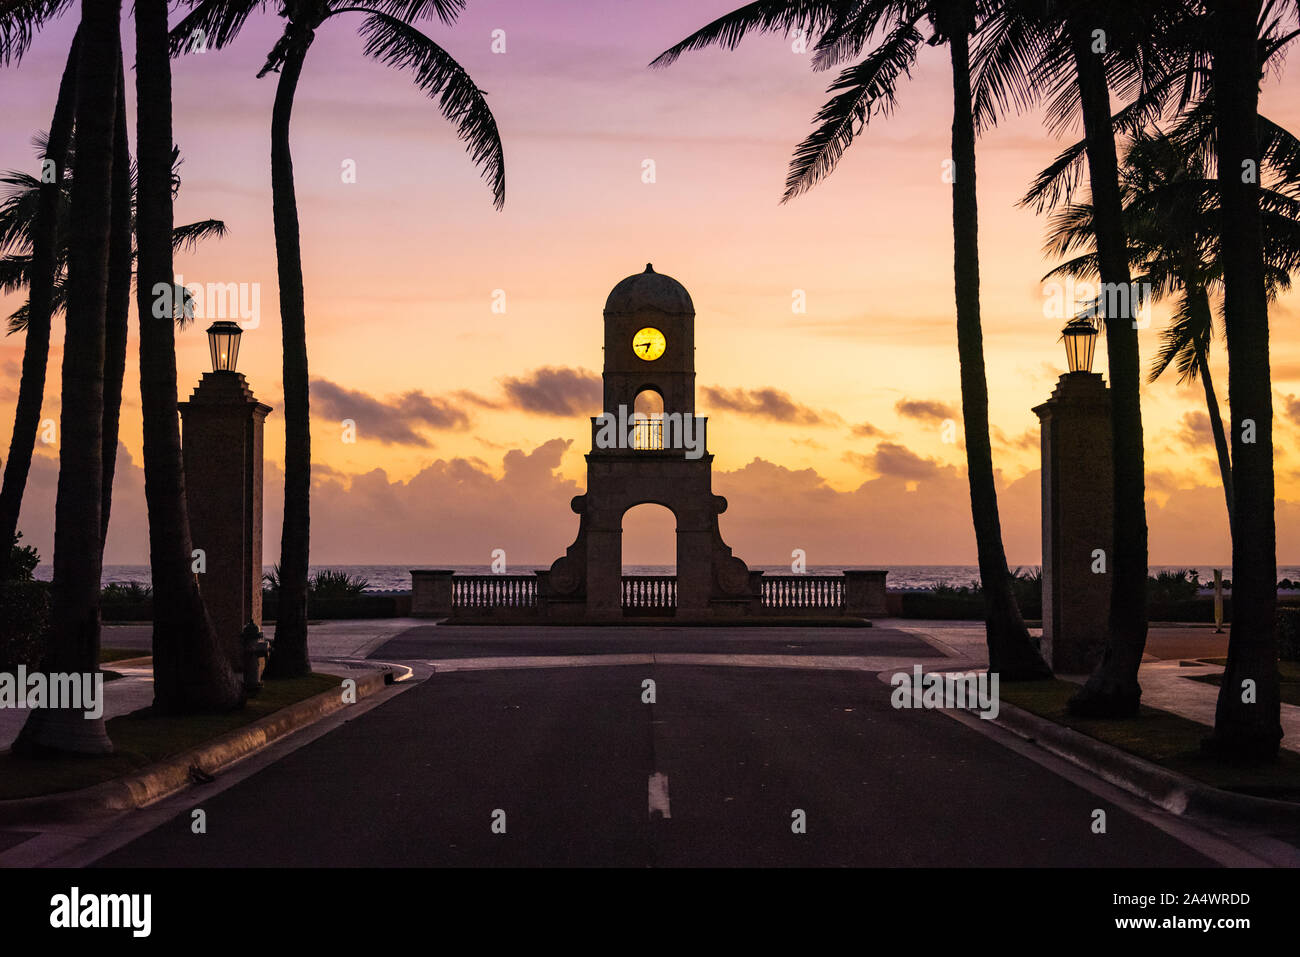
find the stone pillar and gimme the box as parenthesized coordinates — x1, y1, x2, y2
(179, 371, 271, 662)
(676, 527, 713, 614)
(411, 569, 455, 617)
(586, 527, 623, 619)
(1033, 372, 1113, 673)
(748, 570, 766, 615)
(844, 570, 889, 617)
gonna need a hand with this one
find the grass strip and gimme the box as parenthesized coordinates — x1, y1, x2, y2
(1000, 678, 1300, 800)
(0, 673, 342, 800)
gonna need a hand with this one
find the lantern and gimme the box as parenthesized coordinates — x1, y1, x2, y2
(207, 321, 242, 373)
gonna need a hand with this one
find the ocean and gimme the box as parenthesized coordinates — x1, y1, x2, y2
(46, 563, 1300, 593)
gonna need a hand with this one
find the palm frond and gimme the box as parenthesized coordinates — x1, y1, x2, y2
(783, 21, 923, 202)
(969, 0, 1057, 135)
(1260, 113, 1300, 188)
(5, 272, 65, 334)
(171, 218, 227, 253)
(342, 0, 464, 26)
(1019, 138, 1089, 212)
(0, 252, 29, 293)
(809, 2, 897, 72)
(650, 0, 845, 68)
(350, 11, 505, 208)
(0, 0, 72, 66)
(168, 0, 269, 57)
(1147, 291, 1208, 385)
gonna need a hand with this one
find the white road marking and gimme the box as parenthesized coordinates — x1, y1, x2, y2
(648, 772, 671, 820)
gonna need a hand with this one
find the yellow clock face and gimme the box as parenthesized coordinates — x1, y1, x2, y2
(632, 327, 666, 361)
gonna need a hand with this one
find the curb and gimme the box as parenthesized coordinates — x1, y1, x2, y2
(0, 667, 394, 825)
(987, 699, 1300, 830)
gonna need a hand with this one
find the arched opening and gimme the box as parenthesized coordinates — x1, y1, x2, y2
(622, 502, 677, 615)
(632, 387, 664, 450)
(622, 502, 676, 573)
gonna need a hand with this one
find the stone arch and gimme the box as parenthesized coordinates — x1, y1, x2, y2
(621, 501, 677, 573)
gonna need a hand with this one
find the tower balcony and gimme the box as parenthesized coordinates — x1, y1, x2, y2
(588, 412, 709, 459)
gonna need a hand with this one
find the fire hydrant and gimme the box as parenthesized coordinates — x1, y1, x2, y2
(242, 620, 270, 696)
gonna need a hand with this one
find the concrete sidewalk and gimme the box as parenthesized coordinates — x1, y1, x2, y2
(0, 618, 419, 750)
(887, 618, 1300, 754)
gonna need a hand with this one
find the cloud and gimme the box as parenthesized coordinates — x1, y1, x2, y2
(895, 398, 957, 422)
(850, 421, 886, 438)
(309, 378, 470, 446)
(1176, 410, 1215, 449)
(701, 386, 834, 425)
(498, 366, 601, 417)
(870, 441, 942, 479)
(1279, 392, 1300, 427)
(992, 425, 1038, 451)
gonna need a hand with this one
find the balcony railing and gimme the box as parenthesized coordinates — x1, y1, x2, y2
(453, 575, 537, 608)
(621, 575, 676, 612)
(631, 417, 664, 450)
(760, 575, 844, 610)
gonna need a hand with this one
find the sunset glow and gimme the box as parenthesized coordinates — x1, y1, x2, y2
(3, 1, 1299, 566)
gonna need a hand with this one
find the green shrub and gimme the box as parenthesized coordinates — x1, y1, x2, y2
(101, 581, 153, 603)
(309, 569, 369, 598)
(1148, 569, 1200, 602)
(0, 579, 49, 672)
(6, 531, 39, 581)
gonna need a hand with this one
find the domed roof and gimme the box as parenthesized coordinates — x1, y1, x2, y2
(604, 263, 694, 316)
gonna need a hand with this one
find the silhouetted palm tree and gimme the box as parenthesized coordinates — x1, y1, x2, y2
(1039, 128, 1300, 537)
(1203, 0, 1289, 760)
(137, 0, 245, 712)
(13, 0, 121, 756)
(168, 0, 505, 678)
(0, 141, 228, 582)
(0, 3, 77, 580)
(0, 154, 227, 333)
(973, 0, 1205, 716)
(654, 0, 1052, 679)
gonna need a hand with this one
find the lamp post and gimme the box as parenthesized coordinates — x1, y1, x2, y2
(207, 320, 242, 373)
(179, 324, 271, 676)
(1061, 318, 1098, 374)
(1032, 322, 1113, 673)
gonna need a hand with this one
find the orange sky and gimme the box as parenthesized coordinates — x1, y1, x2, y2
(2, 2, 1299, 567)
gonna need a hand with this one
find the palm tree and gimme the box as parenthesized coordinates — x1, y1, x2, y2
(0, 153, 228, 329)
(972, 0, 1208, 715)
(0, 0, 72, 67)
(1051, 1, 1153, 718)
(0, 14, 77, 581)
(1203, 0, 1286, 760)
(137, 0, 244, 712)
(169, 0, 505, 678)
(0, 143, 228, 586)
(1038, 129, 1300, 538)
(654, 0, 1051, 679)
(102, 52, 131, 555)
(13, 0, 121, 756)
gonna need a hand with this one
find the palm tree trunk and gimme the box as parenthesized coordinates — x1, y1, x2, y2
(135, 0, 243, 713)
(0, 27, 79, 580)
(101, 52, 131, 553)
(13, 0, 121, 756)
(265, 32, 313, 679)
(1204, 0, 1281, 759)
(1187, 285, 1233, 536)
(945, 3, 1050, 680)
(1065, 18, 1149, 718)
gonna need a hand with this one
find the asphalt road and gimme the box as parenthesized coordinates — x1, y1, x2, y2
(94, 628, 1215, 867)
(368, 623, 943, 661)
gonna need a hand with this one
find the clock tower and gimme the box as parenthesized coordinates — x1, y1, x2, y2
(545, 264, 753, 619)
